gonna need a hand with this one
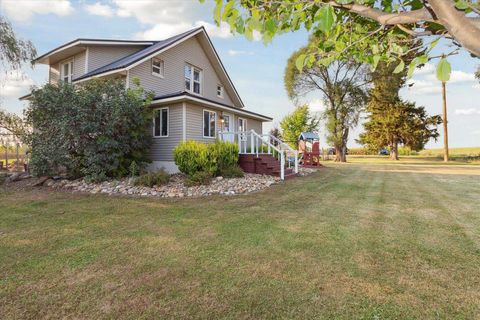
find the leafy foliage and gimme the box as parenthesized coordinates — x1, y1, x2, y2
(218, 165, 244, 178)
(0, 16, 36, 71)
(209, 0, 480, 81)
(173, 140, 239, 179)
(285, 41, 369, 161)
(358, 61, 442, 159)
(185, 171, 213, 187)
(279, 105, 320, 149)
(25, 79, 154, 181)
(0, 109, 29, 140)
(134, 169, 170, 187)
(173, 140, 211, 176)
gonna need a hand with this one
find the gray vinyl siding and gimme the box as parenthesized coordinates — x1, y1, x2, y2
(185, 103, 219, 144)
(73, 51, 86, 79)
(87, 45, 144, 72)
(150, 103, 183, 161)
(129, 36, 235, 106)
(49, 65, 59, 84)
(49, 51, 86, 83)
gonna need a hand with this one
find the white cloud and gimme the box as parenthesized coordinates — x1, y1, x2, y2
(195, 21, 233, 39)
(0, 72, 34, 98)
(406, 79, 442, 94)
(473, 83, 480, 89)
(84, 2, 114, 17)
(425, 69, 477, 84)
(136, 23, 192, 40)
(308, 99, 326, 112)
(86, 0, 242, 40)
(454, 108, 480, 116)
(0, 0, 73, 22)
(228, 50, 254, 56)
(414, 63, 435, 76)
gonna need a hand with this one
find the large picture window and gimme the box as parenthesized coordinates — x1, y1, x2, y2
(203, 109, 216, 138)
(185, 64, 201, 94)
(153, 107, 169, 137)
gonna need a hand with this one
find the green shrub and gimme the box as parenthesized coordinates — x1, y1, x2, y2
(173, 141, 211, 176)
(219, 165, 244, 178)
(134, 170, 170, 187)
(25, 79, 154, 181)
(185, 171, 212, 187)
(129, 161, 139, 177)
(173, 140, 239, 177)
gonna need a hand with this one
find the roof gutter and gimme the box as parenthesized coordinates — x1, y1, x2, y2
(151, 94, 272, 121)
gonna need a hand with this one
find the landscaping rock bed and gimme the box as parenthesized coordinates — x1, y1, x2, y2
(46, 173, 282, 198)
(2, 166, 318, 198)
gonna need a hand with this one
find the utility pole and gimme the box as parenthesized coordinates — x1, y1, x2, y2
(442, 81, 449, 162)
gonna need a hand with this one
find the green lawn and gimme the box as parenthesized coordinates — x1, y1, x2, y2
(1, 159, 480, 319)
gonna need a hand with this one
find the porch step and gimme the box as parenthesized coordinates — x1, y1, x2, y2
(239, 154, 297, 179)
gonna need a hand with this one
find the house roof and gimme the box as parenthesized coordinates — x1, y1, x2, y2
(73, 28, 202, 81)
(299, 132, 320, 140)
(34, 39, 155, 65)
(72, 26, 245, 108)
(151, 91, 272, 122)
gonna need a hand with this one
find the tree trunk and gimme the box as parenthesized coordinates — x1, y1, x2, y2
(390, 142, 399, 160)
(334, 128, 349, 162)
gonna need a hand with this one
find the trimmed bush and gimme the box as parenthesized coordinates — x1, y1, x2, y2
(173, 140, 239, 178)
(185, 171, 212, 187)
(134, 169, 170, 187)
(207, 141, 239, 174)
(173, 141, 210, 176)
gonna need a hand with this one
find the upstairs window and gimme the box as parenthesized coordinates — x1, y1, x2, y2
(152, 58, 164, 77)
(153, 107, 169, 137)
(61, 60, 73, 83)
(216, 84, 224, 98)
(203, 109, 216, 138)
(185, 64, 201, 94)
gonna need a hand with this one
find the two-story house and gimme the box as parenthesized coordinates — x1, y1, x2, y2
(24, 27, 273, 173)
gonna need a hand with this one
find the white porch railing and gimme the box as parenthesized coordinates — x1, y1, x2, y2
(218, 129, 298, 180)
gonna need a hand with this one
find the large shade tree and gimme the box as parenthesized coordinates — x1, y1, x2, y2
(209, 0, 480, 81)
(285, 42, 369, 162)
(0, 16, 36, 72)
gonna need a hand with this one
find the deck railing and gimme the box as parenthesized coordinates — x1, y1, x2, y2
(218, 130, 298, 180)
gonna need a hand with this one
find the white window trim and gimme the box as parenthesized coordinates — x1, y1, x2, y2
(153, 107, 169, 138)
(185, 63, 202, 96)
(60, 58, 74, 83)
(151, 58, 164, 78)
(238, 117, 247, 132)
(203, 109, 217, 139)
(216, 84, 224, 98)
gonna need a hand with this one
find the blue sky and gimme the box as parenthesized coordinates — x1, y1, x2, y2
(1, 0, 479, 148)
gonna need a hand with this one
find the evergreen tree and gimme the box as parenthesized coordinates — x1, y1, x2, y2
(358, 62, 442, 160)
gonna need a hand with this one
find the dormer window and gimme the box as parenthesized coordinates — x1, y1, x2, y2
(152, 58, 164, 77)
(216, 84, 224, 98)
(60, 60, 73, 83)
(185, 64, 201, 94)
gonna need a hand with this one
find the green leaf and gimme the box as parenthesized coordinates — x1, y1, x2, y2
(371, 55, 380, 71)
(393, 60, 405, 74)
(213, 1, 222, 25)
(436, 58, 451, 82)
(296, 54, 307, 71)
(222, 0, 235, 21)
(316, 4, 335, 33)
(455, 0, 469, 10)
